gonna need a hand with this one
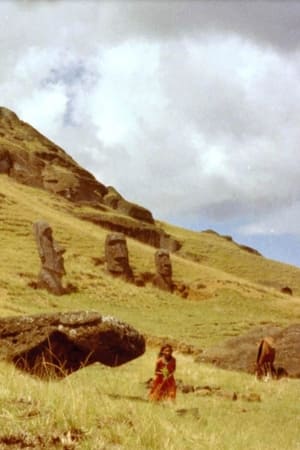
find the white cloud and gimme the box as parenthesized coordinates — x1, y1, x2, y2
(18, 85, 68, 138)
(2, 0, 300, 264)
(87, 41, 163, 146)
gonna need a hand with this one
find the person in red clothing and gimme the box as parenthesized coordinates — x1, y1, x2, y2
(149, 344, 176, 402)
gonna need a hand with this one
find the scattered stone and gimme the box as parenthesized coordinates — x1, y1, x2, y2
(174, 282, 190, 298)
(215, 390, 238, 401)
(176, 408, 200, 418)
(281, 286, 293, 295)
(241, 393, 261, 402)
(195, 388, 213, 397)
(176, 380, 195, 393)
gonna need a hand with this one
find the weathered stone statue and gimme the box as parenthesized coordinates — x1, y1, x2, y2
(152, 249, 174, 292)
(105, 232, 133, 280)
(33, 221, 66, 295)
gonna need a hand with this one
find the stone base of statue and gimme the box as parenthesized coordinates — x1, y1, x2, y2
(37, 268, 65, 295)
(152, 274, 174, 292)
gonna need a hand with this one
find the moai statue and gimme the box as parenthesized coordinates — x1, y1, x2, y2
(152, 249, 174, 292)
(105, 233, 133, 281)
(33, 221, 66, 295)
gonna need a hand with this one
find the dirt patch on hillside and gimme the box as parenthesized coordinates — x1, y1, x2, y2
(197, 323, 300, 378)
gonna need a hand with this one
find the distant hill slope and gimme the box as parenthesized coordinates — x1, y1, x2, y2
(162, 221, 300, 296)
(0, 106, 180, 250)
(0, 107, 109, 206)
(1, 106, 300, 296)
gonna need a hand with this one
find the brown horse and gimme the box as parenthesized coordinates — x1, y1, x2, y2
(255, 336, 276, 379)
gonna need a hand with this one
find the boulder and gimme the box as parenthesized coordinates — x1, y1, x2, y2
(103, 186, 154, 223)
(281, 286, 293, 295)
(0, 311, 145, 377)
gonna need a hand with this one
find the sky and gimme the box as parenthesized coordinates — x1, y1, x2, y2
(1, 0, 300, 267)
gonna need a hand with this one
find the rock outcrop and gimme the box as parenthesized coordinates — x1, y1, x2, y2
(77, 210, 181, 251)
(103, 186, 154, 223)
(0, 107, 153, 223)
(0, 107, 181, 251)
(0, 311, 145, 377)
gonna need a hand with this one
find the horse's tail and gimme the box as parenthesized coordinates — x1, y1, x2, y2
(256, 339, 264, 364)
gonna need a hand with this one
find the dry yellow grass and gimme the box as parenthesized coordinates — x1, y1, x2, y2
(0, 175, 300, 448)
(0, 174, 300, 341)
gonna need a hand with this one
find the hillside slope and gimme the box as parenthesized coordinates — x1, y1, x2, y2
(1, 106, 300, 295)
(0, 174, 300, 352)
(162, 221, 300, 296)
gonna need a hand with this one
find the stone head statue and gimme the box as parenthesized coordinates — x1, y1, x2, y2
(153, 249, 173, 292)
(155, 249, 172, 278)
(105, 233, 133, 279)
(33, 221, 66, 295)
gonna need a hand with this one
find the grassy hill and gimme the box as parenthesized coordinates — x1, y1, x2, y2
(0, 171, 300, 448)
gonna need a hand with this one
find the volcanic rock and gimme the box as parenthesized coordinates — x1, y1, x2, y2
(0, 107, 153, 223)
(0, 107, 182, 251)
(281, 286, 293, 295)
(0, 311, 145, 377)
(79, 211, 181, 250)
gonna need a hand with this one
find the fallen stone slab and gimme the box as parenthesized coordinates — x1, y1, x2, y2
(0, 311, 145, 377)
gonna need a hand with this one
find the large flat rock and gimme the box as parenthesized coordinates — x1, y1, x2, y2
(0, 311, 145, 377)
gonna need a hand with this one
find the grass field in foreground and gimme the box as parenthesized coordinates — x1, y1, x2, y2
(0, 350, 300, 450)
